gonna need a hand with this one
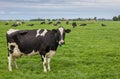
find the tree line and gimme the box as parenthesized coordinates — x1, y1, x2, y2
(30, 17, 112, 21)
(112, 15, 120, 21)
(30, 15, 120, 21)
(1, 15, 120, 21)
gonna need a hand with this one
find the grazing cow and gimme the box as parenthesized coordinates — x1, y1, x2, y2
(11, 24, 19, 27)
(80, 23, 87, 26)
(11, 21, 21, 27)
(101, 23, 106, 27)
(21, 22, 25, 24)
(53, 23, 57, 26)
(72, 22, 77, 28)
(6, 26, 71, 72)
(5, 23, 9, 25)
(16, 21, 21, 25)
(66, 21, 69, 25)
(48, 22, 53, 24)
(40, 22, 45, 24)
(28, 24, 34, 26)
(56, 21, 61, 25)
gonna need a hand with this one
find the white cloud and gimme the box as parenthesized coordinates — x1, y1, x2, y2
(1, 0, 120, 9)
(9, 11, 23, 14)
(0, 0, 120, 19)
(0, 11, 6, 14)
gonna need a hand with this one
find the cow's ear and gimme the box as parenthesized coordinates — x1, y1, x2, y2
(18, 31, 28, 35)
(65, 29, 71, 33)
(52, 29, 57, 33)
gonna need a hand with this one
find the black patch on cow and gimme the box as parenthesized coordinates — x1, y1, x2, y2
(9, 50, 13, 54)
(38, 30, 44, 35)
(8, 45, 15, 54)
(10, 45, 15, 50)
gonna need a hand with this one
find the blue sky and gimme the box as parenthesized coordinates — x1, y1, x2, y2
(0, 0, 120, 20)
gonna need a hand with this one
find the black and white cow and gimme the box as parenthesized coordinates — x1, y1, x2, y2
(6, 26, 71, 72)
(72, 22, 77, 28)
(101, 23, 106, 27)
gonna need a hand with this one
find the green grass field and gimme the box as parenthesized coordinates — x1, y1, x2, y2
(0, 21, 120, 79)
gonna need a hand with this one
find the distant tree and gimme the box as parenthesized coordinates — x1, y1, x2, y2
(47, 19, 51, 21)
(77, 18, 82, 21)
(118, 15, 120, 21)
(61, 18, 65, 21)
(52, 19, 56, 21)
(30, 18, 45, 21)
(94, 17, 97, 20)
(112, 16, 118, 21)
(88, 18, 91, 20)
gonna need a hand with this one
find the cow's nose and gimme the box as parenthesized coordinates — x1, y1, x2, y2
(59, 40, 65, 45)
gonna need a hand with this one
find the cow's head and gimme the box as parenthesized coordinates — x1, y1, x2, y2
(53, 26, 71, 46)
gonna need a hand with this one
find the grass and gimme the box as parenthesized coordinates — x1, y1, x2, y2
(0, 21, 120, 79)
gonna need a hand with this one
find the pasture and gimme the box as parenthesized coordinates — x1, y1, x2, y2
(0, 21, 120, 79)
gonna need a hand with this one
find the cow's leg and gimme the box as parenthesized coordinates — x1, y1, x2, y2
(42, 55, 47, 72)
(13, 57, 18, 69)
(8, 54, 12, 71)
(47, 58, 51, 71)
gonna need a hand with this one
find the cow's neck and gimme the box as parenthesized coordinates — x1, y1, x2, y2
(54, 32, 60, 49)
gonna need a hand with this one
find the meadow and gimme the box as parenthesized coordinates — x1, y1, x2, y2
(0, 20, 120, 79)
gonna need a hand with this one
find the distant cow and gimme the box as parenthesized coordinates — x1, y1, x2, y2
(72, 22, 77, 28)
(66, 21, 69, 25)
(21, 22, 25, 24)
(5, 23, 9, 25)
(80, 23, 87, 26)
(101, 23, 106, 27)
(56, 21, 61, 25)
(11, 21, 21, 27)
(48, 22, 53, 24)
(40, 22, 45, 24)
(28, 24, 34, 26)
(11, 24, 19, 27)
(16, 21, 21, 25)
(53, 23, 57, 26)
(6, 26, 71, 72)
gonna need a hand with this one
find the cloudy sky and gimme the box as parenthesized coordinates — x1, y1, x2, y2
(0, 0, 120, 20)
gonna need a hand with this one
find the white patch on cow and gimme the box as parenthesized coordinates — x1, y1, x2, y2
(40, 29, 47, 36)
(47, 58, 51, 71)
(8, 54, 12, 71)
(8, 43, 23, 57)
(28, 50, 39, 56)
(42, 55, 47, 72)
(7, 29, 19, 35)
(45, 50, 56, 58)
(58, 27, 64, 36)
(36, 29, 47, 37)
(36, 29, 41, 37)
(58, 27, 64, 44)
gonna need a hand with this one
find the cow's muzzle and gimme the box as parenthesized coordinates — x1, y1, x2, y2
(59, 40, 65, 47)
